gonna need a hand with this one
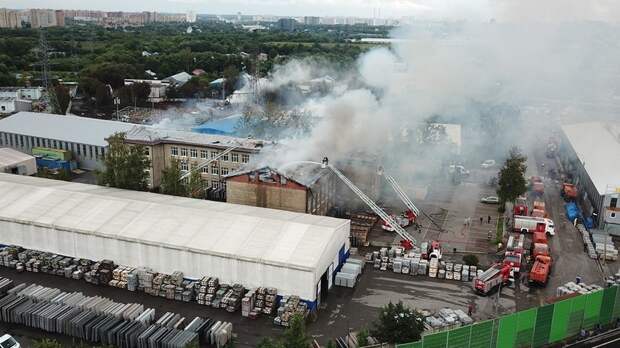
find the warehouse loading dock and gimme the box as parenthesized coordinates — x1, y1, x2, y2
(0, 174, 351, 309)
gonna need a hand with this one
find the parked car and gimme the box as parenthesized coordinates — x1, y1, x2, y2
(481, 196, 500, 204)
(481, 160, 496, 169)
(0, 335, 20, 348)
(449, 165, 470, 176)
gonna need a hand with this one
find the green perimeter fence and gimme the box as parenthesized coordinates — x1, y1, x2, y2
(396, 285, 620, 348)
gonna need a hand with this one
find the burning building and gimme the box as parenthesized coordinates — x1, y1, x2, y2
(225, 164, 336, 215)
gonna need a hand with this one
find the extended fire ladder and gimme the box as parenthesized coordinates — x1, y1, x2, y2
(382, 172, 444, 232)
(179, 145, 239, 181)
(326, 164, 417, 246)
(384, 174, 421, 217)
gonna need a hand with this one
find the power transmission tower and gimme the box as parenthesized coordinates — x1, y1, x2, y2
(39, 30, 50, 89)
(39, 29, 60, 113)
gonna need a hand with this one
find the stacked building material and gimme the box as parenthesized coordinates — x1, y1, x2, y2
(273, 296, 309, 327)
(590, 231, 618, 261)
(0, 279, 235, 347)
(348, 213, 377, 246)
(556, 281, 603, 297)
(212, 284, 230, 309)
(423, 307, 474, 333)
(576, 224, 598, 259)
(0, 277, 13, 296)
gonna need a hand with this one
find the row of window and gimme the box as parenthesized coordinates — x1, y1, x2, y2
(0, 132, 105, 160)
(178, 161, 230, 176)
(170, 146, 249, 163)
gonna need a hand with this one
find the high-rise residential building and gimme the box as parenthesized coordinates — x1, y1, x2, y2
(0, 8, 21, 28)
(55, 10, 65, 26)
(29, 9, 64, 28)
(303, 16, 320, 25)
(276, 18, 297, 31)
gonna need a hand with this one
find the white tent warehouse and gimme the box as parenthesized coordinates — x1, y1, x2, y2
(0, 174, 351, 307)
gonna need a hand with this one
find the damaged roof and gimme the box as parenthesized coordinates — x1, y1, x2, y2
(226, 163, 331, 188)
(125, 125, 271, 152)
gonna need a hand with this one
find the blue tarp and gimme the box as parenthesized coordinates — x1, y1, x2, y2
(36, 157, 77, 171)
(565, 202, 582, 222)
(192, 115, 242, 135)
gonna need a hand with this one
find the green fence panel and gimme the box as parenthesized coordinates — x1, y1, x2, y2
(423, 331, 448, 348)
(600, 286, 617, 325)
(447, 326, 471, 348)
(496, 313, 518, 348)
(491, 319, 500, 348)
(515, 308, 537, 347)
(583, 290, 603, 329)
(612, 285, 620, 319)
(532, 304, 554, 347)
(469, 320, 494, 348)
(397, 341, 424, 348)
(566, 295, 586, 336)
(549, 299, 571, 343)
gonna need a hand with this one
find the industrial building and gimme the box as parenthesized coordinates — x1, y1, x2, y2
(225, 165, 337, 215)
(559, 122, 620, 229)
(124, 126, 268, 189)
(0, 173, 351, 307)
(0, 148, 36, 175)
(0, 112, 134, 170)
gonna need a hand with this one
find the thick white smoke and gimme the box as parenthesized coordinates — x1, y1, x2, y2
(251, 0, 620, 180)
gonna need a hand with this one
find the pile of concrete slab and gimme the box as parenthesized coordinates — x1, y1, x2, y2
(0, 245, 281, 317)
(366, 247, 478, 282)
(335, 258, 364, 288)
(556, 281, 603, 297)
(422, 307, 474, 333)
(576, 224, 599, 259)
(273, 295, 309, 327)
(0, 279, 234, 347)
(590, 230, 618, 261)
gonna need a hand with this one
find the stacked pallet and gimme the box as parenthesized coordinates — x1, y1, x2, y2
(212, 283, 229, 309)
(222, 284, 245, 313)
(273, 296, 308, 327)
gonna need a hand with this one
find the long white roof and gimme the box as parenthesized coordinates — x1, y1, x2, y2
(0, 112, 134, 147)
(561, 122, 620, 194)
(0, 173, 348, 272)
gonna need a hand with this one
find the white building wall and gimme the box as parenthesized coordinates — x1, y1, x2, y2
(1, 220, 323, 301)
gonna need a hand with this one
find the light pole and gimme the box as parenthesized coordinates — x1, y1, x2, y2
(114, 97, 120, 121)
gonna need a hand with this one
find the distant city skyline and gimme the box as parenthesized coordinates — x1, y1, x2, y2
(0, 0, 439, 19)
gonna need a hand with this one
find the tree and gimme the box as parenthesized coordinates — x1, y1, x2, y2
(462, 254, 479, 266)
(97, 133, 150, 191)
(257, 338, 284, 348)
(357, 327, 370, 346)
(497, 146, 527, 205)
(257, 314, 310, 348)
(33, 339, 63, 348)
(52, 85, 71, 115)
(160, 158, 188, 197)
(187, 169, 204, 198)
(95, 83, 112, 107)
(282, 314, 311, 348)
(370, 301, 425, 344)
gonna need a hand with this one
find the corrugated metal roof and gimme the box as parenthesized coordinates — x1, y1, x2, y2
(0, 173, 348, 271)
(561, 122, 620, 194)
(0, 112, 134, 147)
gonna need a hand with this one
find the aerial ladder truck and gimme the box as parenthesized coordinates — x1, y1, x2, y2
(319, 158, 418, 250)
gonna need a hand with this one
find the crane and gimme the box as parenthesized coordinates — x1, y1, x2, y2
(280, 159, 417, 248)
(380, 170, 444, 232)
(179, 145, 239, 181)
